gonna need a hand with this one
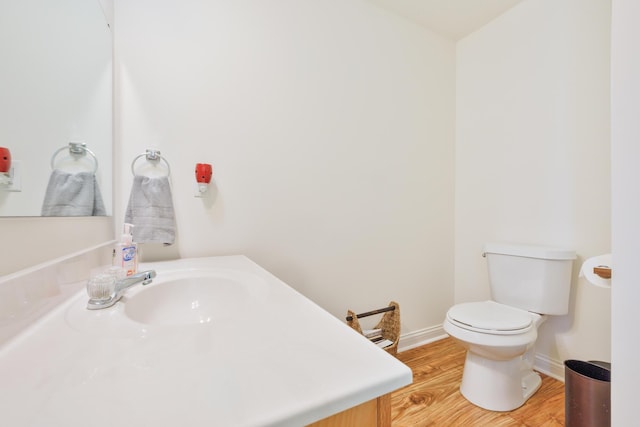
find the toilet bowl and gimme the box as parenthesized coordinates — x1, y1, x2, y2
(444, 300, 545, 411)
(444, 243, 575, 412)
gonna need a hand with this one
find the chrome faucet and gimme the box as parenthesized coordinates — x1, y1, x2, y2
(87, 270, 156, 310)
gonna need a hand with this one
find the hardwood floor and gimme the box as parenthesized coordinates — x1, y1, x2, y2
(391, 338, 565, 426)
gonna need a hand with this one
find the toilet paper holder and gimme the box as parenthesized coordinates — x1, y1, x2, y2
(593, 266, 611, 279)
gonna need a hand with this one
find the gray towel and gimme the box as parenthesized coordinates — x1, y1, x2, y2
(41, 170, 106, 216)
(124, 175, 176, 245)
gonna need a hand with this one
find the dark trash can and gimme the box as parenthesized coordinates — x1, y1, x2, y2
(564, 360, 611, 427)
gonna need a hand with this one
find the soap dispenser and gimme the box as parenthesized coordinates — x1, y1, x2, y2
(113, 223, 138, 276)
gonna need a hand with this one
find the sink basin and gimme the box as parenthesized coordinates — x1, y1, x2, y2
(123, 268, 268, 326)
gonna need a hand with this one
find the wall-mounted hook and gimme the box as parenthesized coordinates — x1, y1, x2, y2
(50, 142, 98, 173)
(130, 149, 171, 177)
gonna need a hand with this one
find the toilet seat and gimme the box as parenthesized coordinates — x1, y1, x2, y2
(447, 301, 533, 335)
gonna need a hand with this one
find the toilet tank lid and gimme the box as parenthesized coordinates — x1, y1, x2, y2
(483, 243, 576, 260)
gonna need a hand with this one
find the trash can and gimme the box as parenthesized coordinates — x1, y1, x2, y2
(564, 360, 611, 427)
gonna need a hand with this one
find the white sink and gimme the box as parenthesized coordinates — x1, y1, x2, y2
(2, 256, 413, 427)
(123, 268, 268, 326)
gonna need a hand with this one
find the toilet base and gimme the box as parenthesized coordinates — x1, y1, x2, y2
(460, 351, 542, 412)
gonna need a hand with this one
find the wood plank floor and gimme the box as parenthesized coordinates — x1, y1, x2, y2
(391, 338, 565, 426)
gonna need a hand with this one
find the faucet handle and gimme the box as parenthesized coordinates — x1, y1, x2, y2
(106, 266, 127, 280)
(86, 274, 116, 302)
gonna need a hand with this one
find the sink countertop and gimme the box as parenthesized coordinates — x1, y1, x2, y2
(0, 255, 412, 426)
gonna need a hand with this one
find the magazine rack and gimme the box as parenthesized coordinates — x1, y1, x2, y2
(346, 301, 400, 356)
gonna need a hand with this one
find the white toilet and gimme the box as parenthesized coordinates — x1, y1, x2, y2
(443, 243, 575, 412)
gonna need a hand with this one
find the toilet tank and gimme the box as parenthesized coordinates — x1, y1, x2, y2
(484, 243, 576, 315)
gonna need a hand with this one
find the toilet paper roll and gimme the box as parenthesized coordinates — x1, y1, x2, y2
(579, 254, 612, 288)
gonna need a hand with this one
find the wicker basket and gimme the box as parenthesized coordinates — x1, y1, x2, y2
(346, 301, 400, 356)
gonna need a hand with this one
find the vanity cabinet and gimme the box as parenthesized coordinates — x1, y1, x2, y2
(309, 395, 391, 427)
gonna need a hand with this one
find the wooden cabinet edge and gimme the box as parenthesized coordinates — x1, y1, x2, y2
(307, 394, 391, 427)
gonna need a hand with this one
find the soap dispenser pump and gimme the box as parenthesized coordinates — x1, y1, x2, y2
(113, 223, 138, 276)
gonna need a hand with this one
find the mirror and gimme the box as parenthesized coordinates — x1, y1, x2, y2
(0, 0, 112, 216)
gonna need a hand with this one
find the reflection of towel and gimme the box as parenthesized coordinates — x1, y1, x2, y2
(41, 170, 106, 216)
(125, 175, 175, 245)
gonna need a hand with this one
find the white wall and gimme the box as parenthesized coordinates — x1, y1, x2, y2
(455, 0, 611, 369)
(114, 0, 614, 372)
(611, 0, 640, 423)
(114, 0, 456, 332)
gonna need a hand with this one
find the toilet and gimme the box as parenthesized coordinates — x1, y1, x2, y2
(443, 243, 575, 412)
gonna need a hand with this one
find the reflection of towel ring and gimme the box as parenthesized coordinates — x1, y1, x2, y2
(131, 149, 171, 177)
(50, 142, 98, 174)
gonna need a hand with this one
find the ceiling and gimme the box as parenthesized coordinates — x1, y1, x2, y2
(367, 0, 524, 41)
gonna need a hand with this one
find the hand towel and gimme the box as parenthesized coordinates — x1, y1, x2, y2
(41, 170, 106, 216)
(124, 175, 176, 245)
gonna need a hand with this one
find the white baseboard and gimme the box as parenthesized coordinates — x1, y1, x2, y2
(397, 324, 567, 383)
(535, 353, 566, 382)
(398, 325, 447, 352)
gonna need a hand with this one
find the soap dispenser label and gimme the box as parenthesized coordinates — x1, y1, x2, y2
(123, 246, 136, 262)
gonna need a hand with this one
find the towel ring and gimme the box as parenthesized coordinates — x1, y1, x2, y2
(50, 142, 98, 174)
(131, 149, 171, 177)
